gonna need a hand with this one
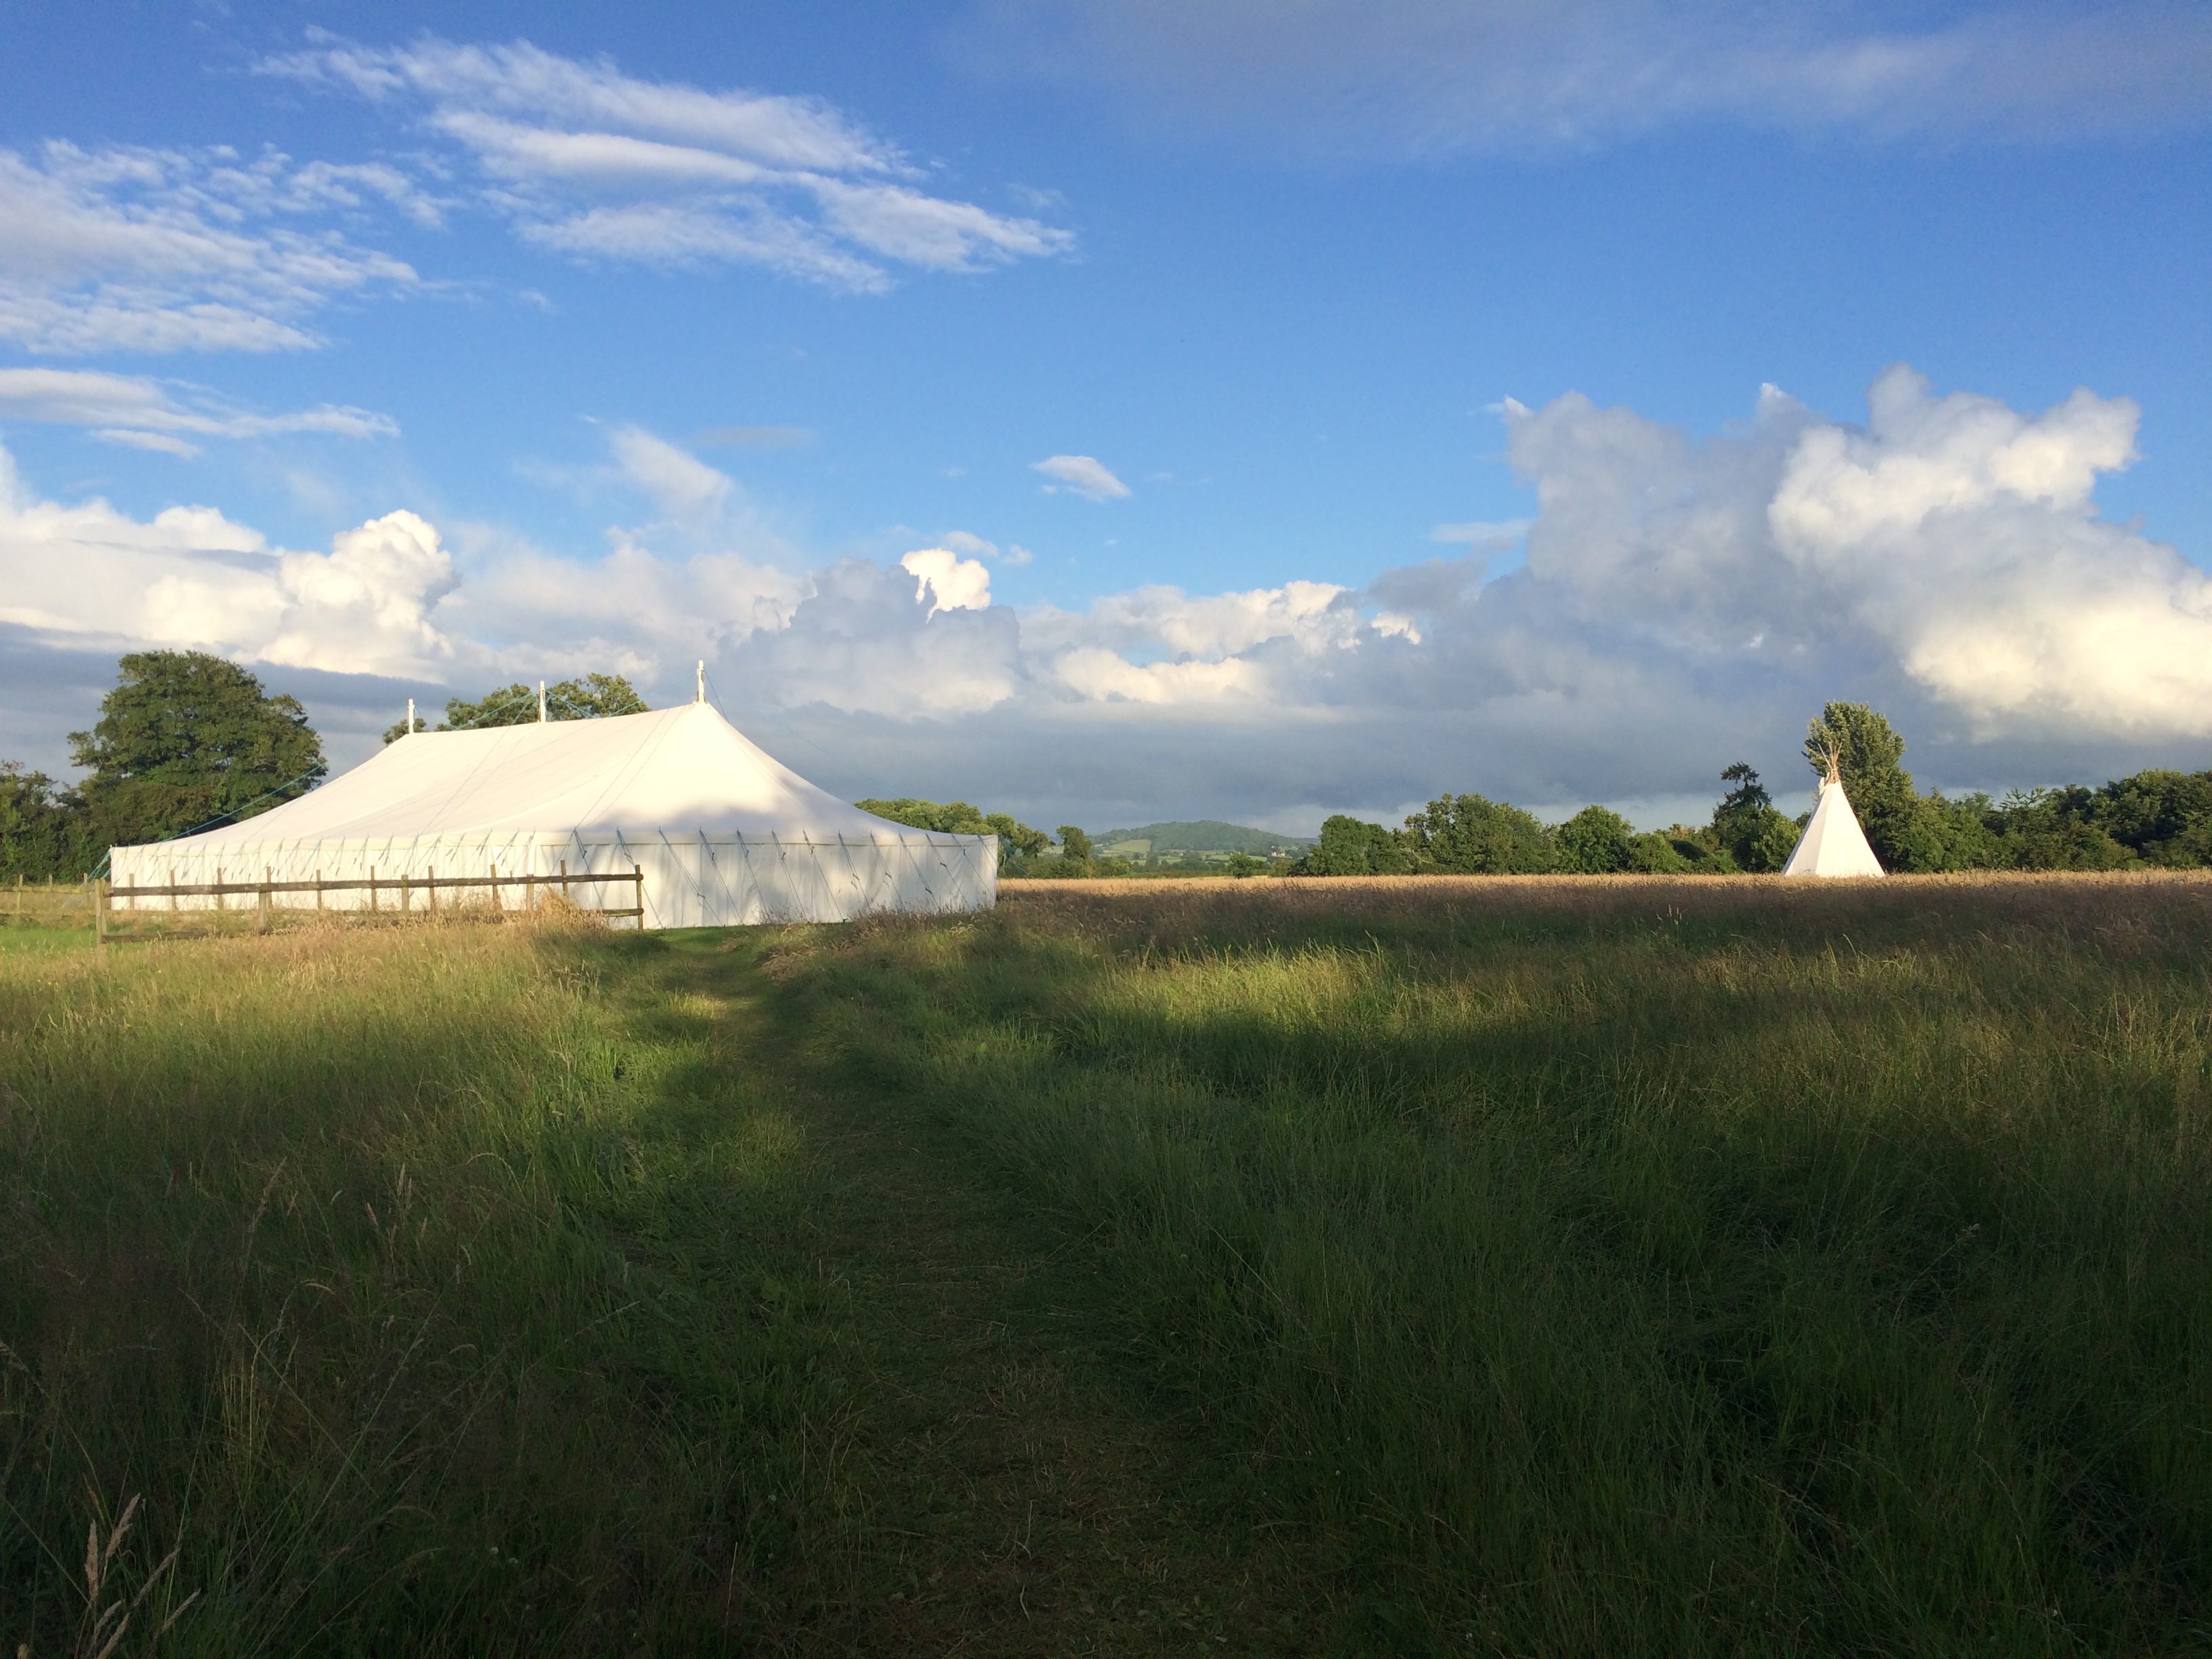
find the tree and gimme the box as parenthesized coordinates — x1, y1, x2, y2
(2089, 769, 2212, 866)
(1710, 762, 1801, 873)
(0, 762, 87, 880)
(1626, 831, 1694, 873)
(856, 796, 1052, 875)
(1401, 793, 1557, 874)
(70, 652, 325, 849)
(384, 673, 650, 743)
(1224, 852, 1267, 878)
(1057, 825, 1094, 872)
(1801, 702, 1946, 872)
(1555, 805, 1636, 874)
(1291, 815, 1412, 876)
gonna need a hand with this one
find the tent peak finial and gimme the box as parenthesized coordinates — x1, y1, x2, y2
(537, 680, 547, 724)
(696, 660, 705, 705)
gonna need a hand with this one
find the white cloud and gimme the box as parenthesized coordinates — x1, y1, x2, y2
(266, 36, 1073, 292)
(954, 0, 2212, 160)
(900, 547, 994, 615)
(609, 424, 734, 524)
(0, 367, 396, 455)
(1032, 453, 1130, 501)
(1429, 519, 1528, 548)
(0, 445, 453, 677)
(0, 143, 423, 355)
(6, 368, 2207, 825)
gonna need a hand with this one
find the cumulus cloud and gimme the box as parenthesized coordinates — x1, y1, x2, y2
(1031, 453, 1129, 501)
(5, 370, 2207, 826)
(265, 36, 1073, 292)
(0, 367, 396, 456)
(0, 445, 455, 677)
(900, 548, 994, 615)
(954, 0, 2212, 160)
(0, 142, 424, 355)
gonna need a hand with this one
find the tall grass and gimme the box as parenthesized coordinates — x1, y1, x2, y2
(1, 917, 857, 1656)
(783, 876, 2212, 1654)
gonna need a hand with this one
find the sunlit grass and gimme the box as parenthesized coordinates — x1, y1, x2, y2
(785, 875, 2212, 1654)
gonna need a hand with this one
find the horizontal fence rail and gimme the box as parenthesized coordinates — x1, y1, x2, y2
(95, 861, 645, 947)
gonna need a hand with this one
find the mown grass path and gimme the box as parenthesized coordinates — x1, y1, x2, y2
(615, 933, 1298, 1656)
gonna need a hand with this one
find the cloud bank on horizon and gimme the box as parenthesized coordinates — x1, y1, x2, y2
(4, 367, 2205, 824)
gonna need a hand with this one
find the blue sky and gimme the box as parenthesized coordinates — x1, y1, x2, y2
(2, 1, 2208, 831)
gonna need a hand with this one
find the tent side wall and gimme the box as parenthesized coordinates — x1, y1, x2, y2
(108, 832, 997, 927)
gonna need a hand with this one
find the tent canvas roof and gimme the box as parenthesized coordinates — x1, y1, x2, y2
(139, 701, 947, 851)
(1782, 775, 1885, 878)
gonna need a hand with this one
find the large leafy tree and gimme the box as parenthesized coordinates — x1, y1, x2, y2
(1292, 814, 1412, 876)
(0, 762, 89, 880)
(1555, 805, 1636, 874)
(855, 796, 1052, 876)
(1801, 701, 1943, 871)
(69, 652, 326, 850)
(384, 674, 650, 743)
(1401, 793, 1557, 874)
(1710, 762, 1801, 873)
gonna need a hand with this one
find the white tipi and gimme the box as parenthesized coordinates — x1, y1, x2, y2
(1782, 759, 1885, 878)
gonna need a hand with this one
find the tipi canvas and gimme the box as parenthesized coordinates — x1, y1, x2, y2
(1782, 771, 1885, 878)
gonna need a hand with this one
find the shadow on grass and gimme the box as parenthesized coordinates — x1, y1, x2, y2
(767, 880, 2212, 1656)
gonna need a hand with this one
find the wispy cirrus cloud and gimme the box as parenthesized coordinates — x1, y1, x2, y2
(0, 368, 397, 457)
(954, 0, 2212, 161)
(263, 36, 1074, 292)
(0, 142, 428, 355)
(1031, 453, 1129, 500)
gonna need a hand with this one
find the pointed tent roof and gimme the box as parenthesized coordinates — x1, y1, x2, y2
(1782, 770, 1885, 878)
(140, 701, 939, 851)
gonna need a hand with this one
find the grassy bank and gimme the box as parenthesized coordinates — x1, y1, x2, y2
(5, 877, 2209, 1654)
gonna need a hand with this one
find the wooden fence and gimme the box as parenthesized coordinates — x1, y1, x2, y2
(94, 863, 645, 947)
(4, 875, 95, 928)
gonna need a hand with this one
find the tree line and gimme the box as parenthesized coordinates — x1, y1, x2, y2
(7, 663, 2208, 884)
(1291, 702, 2212, 876)
(1, 653, 653, 881)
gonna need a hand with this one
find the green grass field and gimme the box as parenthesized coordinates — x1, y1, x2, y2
(4, 876, 2209, 1655)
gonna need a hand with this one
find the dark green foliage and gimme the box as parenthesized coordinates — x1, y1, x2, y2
(1803, 702, 1929, 869)
(1291, 814, 1413, 876)
(1556, 804, 1636, 873)
(1401, 792, 1558, 874)
(855, 796, 1052, 876)
(384, 672, 650, 743)
(0, 763, 89, 880)
(1711, 762, 1801, 872)
(1223, 852, 1266, 878)
(69, 651, 325, 851)
(1626, 830, 1694, 873)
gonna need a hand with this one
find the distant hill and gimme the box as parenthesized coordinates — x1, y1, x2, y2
(1096, 819, 1315, 858)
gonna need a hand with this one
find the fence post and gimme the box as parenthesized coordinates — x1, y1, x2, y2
(369, 867, 379, 914)
(94, 878, 106, 951)
(401, 872, 411, 915)
(215, 866, 226, 914)
(260, 866, 272, 935)
(168, 865, 177, 915)
(634, 866, 644, 927)
(560, 859, 569, 903)
(428, 864, 437, 918)
(315, 869, 324, 911)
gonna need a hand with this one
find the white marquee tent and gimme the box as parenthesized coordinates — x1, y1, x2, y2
(1782, 771, 1886, 878)
(107, 699, 997, 926)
